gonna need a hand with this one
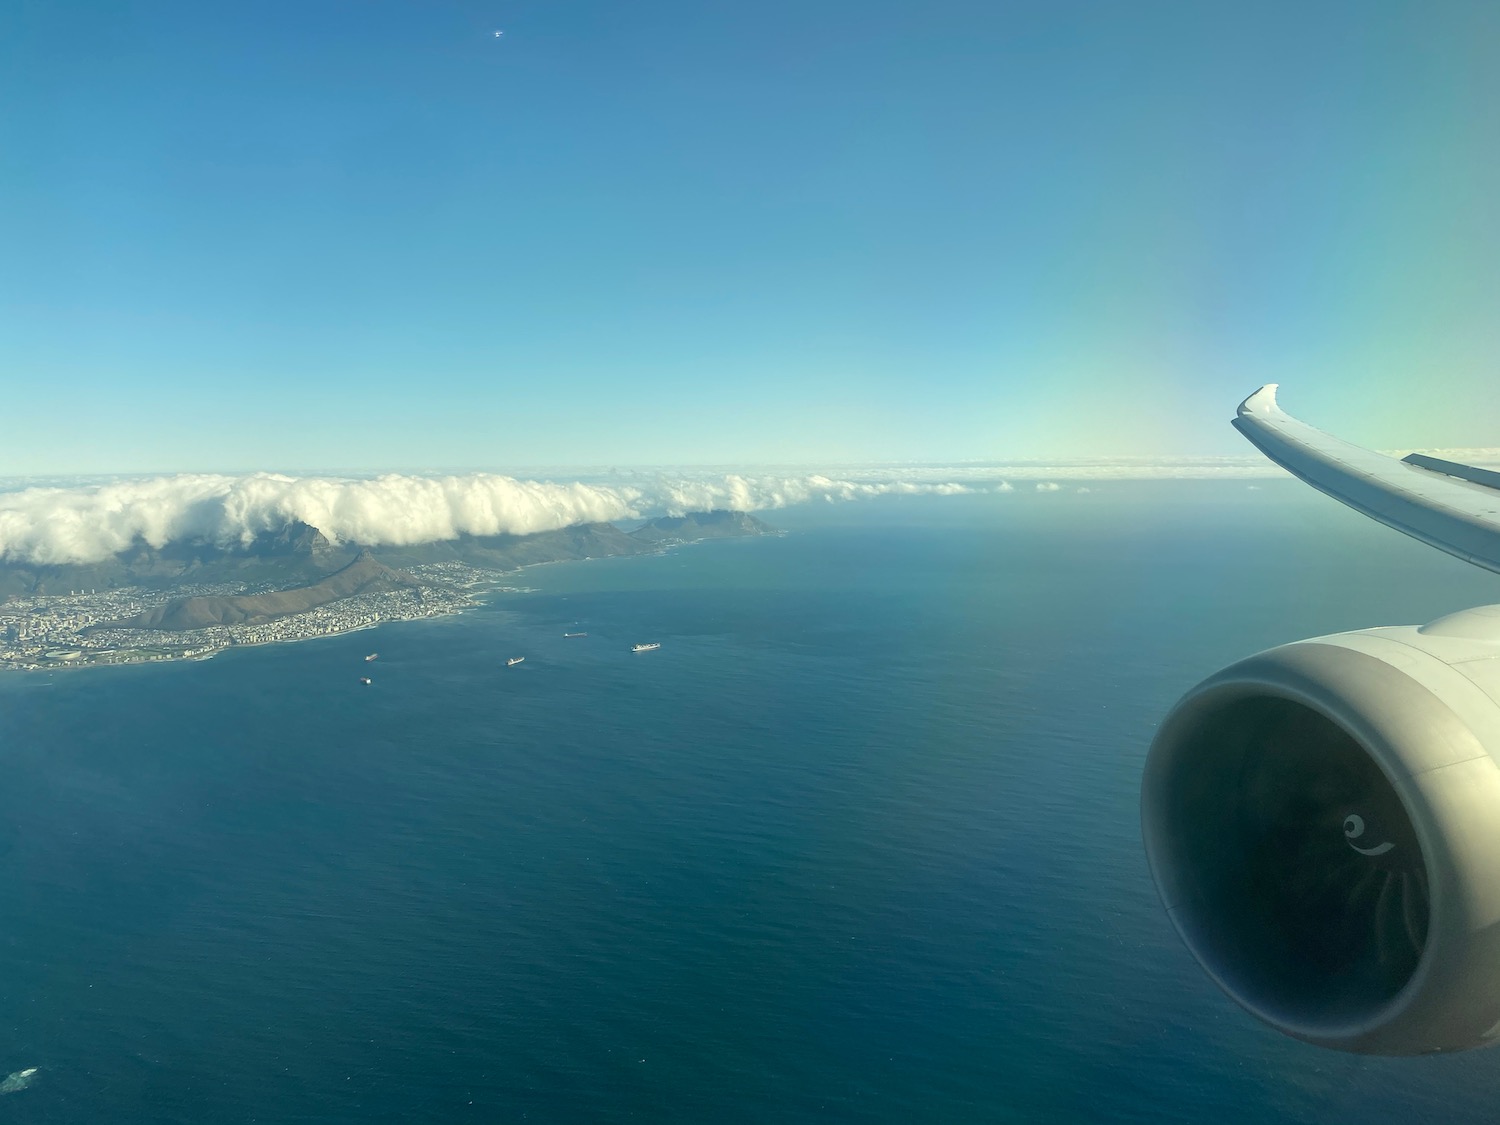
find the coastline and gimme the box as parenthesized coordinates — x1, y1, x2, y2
(0, 533, 749, 673)
(0, 580, 479, 673)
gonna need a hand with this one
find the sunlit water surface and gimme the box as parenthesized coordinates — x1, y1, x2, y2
(3, 483, 1499, 1123)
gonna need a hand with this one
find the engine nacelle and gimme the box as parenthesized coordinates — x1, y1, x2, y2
(1142, 605, 1500, 1054)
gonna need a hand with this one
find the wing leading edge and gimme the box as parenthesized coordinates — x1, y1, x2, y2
(1233, 385, 1500, 575)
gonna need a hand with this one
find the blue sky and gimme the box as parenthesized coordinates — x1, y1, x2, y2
(4, 0, 1498, 472)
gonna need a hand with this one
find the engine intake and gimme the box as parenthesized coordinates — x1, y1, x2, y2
(1142, 612, 1500, 1054)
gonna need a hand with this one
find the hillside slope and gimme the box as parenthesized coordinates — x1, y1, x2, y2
(126, 551, 419, 630)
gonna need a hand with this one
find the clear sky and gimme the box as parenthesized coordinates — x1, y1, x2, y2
(4, 0, 1498, 473)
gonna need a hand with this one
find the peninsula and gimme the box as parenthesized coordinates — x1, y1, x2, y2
(0, 510, 777, 669)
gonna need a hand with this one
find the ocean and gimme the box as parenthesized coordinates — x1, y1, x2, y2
(3, 483, 1500, 1124)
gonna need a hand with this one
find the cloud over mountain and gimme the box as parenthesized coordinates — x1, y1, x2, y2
(0, 472, 982, 565)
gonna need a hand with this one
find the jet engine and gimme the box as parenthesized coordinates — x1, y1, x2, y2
(1142, 605, 1500, 1054)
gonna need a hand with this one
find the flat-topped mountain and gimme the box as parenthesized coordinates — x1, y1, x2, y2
(0, 519, 355, 599)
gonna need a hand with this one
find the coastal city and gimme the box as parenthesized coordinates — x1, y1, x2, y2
(0, 561, 506, 670)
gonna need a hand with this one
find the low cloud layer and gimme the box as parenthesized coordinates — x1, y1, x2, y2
(10, 445, 1498, 566)
(0, 472, 980, 565)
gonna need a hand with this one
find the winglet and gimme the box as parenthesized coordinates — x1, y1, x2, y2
(1236, 384, 1280, 419)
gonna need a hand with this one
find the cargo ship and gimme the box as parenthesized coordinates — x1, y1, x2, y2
(365, 652, 379, 662)
(631, 643, 661, 653)
(563, 632, 587, 638)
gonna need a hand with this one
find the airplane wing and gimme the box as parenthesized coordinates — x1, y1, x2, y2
(1233, 384, 1500, 574)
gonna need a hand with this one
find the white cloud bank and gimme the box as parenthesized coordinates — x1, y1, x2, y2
(0, 472, 983, 565)
(9, 444, 1499, 567)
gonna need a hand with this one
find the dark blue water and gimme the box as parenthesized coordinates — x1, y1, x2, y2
(4, 483, 1500, 1124)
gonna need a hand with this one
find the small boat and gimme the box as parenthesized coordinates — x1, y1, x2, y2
(358, 676, 373, 685)
(365, 652, 379, 662)
(631, 643, 661, 653)
(0, 1068, 37, 1094)
(563, 632, 587, 638)
(506, 656, 525, 666)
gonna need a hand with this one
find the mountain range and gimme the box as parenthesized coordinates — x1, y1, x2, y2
(1, 509, 777, 610)
(123, 550, 422, 631)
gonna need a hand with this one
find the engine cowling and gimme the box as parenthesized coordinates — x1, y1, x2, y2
(1142, 605, 1500, 1054)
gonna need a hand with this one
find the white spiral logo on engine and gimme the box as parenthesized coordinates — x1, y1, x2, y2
(1343, 813, 1395, 857)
